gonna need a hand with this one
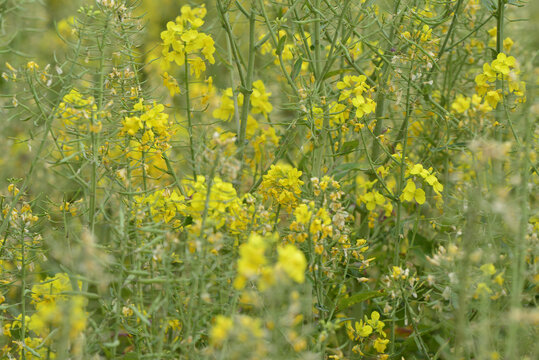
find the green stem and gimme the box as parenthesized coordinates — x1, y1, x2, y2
(496, 0, 505, 55)
(90, 13, 110, 234)
(238, 10, 256, 163)
(20, 225, 26, 360)
(371, 0, 402, 162)
(184, 54, 197, 180)
(391, 58, 413, 354)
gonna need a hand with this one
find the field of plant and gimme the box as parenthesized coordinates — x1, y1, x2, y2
(0, 0, 537, 359)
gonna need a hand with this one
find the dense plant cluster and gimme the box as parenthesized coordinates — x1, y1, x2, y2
(0, 0, 537, 359)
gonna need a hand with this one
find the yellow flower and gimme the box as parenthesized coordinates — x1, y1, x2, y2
(234, 234, 268, 289)
(362, 190, 385, 211)
(400, 180, 426, 205)
(277, 244, 307, 283)
(213, 88, 243, 121)
(480, 263, 496, 276)
(294, 203, 313, 224)
(28, 273, 87, 339)
(259, 164, 304, 211)
(503, 37, 514, 52)
(122, 116, 143, 136)
(210, 315, 233, 346)
(485, 90, 502, 109)
(162, 72, 180, 96)
(451, 95, 471, 114)
(354, 320, 373, 338)
(474, 282, 492, 298)
(366, 311, 385, 335)
(160, 6, 215, 70)
(250, 80, 273, 116)
(373, 337, 389, 353)
(491, 53, 516, 75)
(26, 61, 39, 70)
(336, 75, 376, 118)
(180, 4, 206, 28)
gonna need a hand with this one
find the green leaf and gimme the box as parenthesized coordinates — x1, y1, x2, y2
(507, 0, 525, 7)
(480, 0, 497, 11)
(339, 140, 359, 155)
(291, 58, 303, 80)
(276, 34, 287, 56)
(337, 290, 383, 309)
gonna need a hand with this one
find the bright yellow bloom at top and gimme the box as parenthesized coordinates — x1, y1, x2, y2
(366, 311, 386, 335)
(160, 5, 215, 71)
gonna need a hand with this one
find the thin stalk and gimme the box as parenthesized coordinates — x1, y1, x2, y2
(184, 54, 197, 180)
(371, 0, 403, 162)
(20, 225, 26, 360)
(391, 58, 414, 353)
(90, 14, 110, 234)
(238, 10, 256, 163)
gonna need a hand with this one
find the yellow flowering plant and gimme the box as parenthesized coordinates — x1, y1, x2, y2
(0, 0, 537, 359)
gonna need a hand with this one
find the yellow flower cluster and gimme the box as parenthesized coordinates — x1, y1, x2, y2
(346, 311, 389, 355)
(28, 273, 87, 340)
(287, 177, 357, 262)
(234, 233, 306, 291)
(234, 233, 270, 290)
(213, 88, 243, 121)
(259, 164, 304, 212)
(402, 24, 433, 43)
(277, 244, 308, 283)
(250, 80, 273, 116)
(259, 30, 311, 75)
(3, 200, 39, 227)
(451, 92, 500, 116)
(356, 172, 394, 228)
(400, 180, 426, 205)
(336, 75, 376, 118)
(400, 163, 443, 206)
(118, 99, 175, 181)
(474, 53, 526, 111)
(185, 176, 237, 216)
(56, 89, 97, 128)
(408, 163, 443, 194)
(134, 188, 185, 225)
(209, 314, 267, 358)
(213, 79, 273, 121)
(54, 89, 108, 158)
(160, 5, 215, 75)
(130, 174, 258, 239)
(474, 263, 505, 300)
(310, 102, 350, 131)
(162, 71, 180, 96)
(356, 174, 393, 212)
(121, 99, 172, 147)
(251, 124, 280, 164)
